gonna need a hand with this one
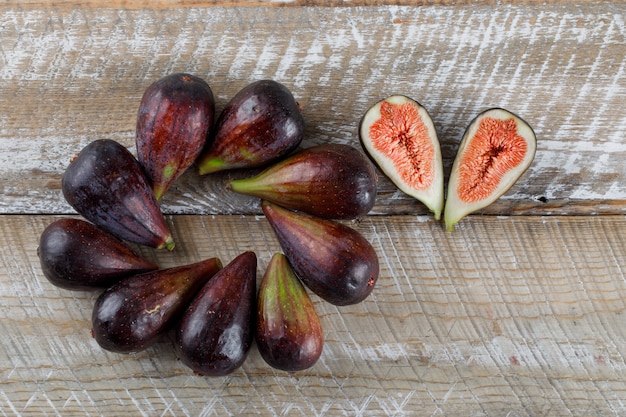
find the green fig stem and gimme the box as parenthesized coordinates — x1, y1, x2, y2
(228, 177, 265, 196)
(444, 216, 459, 232)
(153, 186, 167, 201)
(198, 157, 226, 175)
(162, 236, 176, 251)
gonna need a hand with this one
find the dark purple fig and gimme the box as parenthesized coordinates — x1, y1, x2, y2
(91, 257, 222, 353)
(38, 218, 158, 290)
(257, 252, 323, 372)
(136, 73, 215, 200)
(228, 143, 378, 220)
(197, 80, 304, 174)
(175, 251, 256, 376)
(262, 201, 379, 306)
(62, 139, 175, 250)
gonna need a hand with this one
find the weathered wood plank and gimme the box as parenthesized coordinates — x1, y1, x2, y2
(1, 3, 624, 215)
(4, 0, 611, 9)
(2, 214, 626, 416)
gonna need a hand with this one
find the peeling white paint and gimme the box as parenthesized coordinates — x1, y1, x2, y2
(1, 5, 625, 213)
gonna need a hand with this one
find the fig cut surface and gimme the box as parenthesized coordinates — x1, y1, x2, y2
(444, 108, 537, 232)
(359, 95, 444, 219)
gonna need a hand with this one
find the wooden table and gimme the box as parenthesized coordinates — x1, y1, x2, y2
(2, 1, 625, 415)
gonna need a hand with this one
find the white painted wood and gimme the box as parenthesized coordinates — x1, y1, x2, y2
(3, 214, 626, 416)
(0, 3, 624, 215)
(2, 2, 626, 416)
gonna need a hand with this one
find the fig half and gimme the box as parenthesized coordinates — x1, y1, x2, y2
(359, 95, 444, 219)
(444, 108, 537, 231)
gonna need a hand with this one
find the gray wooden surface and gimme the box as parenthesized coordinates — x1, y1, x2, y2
(1, 1, 625, 416)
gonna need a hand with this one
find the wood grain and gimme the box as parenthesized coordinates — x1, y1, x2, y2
(2, 214, 626, 416)
(1, 3, 625, 215)
(2, 2, 626, 416)
(6, 0, 613, 9)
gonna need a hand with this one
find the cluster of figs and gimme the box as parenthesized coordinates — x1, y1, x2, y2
(38, 73, 536, 375)
(37, 73, 381, 375)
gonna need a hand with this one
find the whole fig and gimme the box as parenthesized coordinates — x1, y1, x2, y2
(229, 143, 378, 220)
(262, 201, 379, 306)
(38, 218, 158, 290)
(62, 139, 175, 250)
(92, 257, 222, 353)
(136, 73, 215, 200)
(175, 251, 256, 376)
(257, 252, 323, 372)
(197, 80, 304, 174)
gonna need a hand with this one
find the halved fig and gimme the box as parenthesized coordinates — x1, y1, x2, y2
(359, 95, 444, 219)
(444, 108, 537, 231)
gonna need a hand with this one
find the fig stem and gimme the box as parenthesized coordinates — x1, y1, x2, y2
(198, 157, 226, 175)
(164, 236, 176, 251)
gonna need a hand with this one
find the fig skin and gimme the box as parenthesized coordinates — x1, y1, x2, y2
(136, 73, 215, 200)
(444, 108, 537, 232)
(359, 95, 444, 220)
(229, 143, 378, 220)
(62, 139, 175, 250)
(197, 80, 304, 175)
(175, 251, 257, 376)
(91, 257, 222, 353)
(38, 218, 158, 290)
(261, 200, 379, 306)
(257, 252, 324, 372)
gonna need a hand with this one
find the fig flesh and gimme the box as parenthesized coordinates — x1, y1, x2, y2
(197, 80, 304, 174)
(359, 95, 444, 219)
(262, 200, 379, 306)
(62, 139, 175, 250)
(136, 72, 215, 200)
(91, 257, 222, 353)
(38, 218, 158, 290)
(175, 251, 256, 376)
(256, 253, 324, 372)
(444, 108, 537, 231)
(229, 143, 378, 220)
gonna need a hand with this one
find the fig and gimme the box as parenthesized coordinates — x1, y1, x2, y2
(38, 218, 158, 290)
(256, 253, 323, 372)
(229, 143, 378, 220)
(91, 257, 222, 353)
(175, 251, 256, 376)
(359, 95, 444, 219)
(62, 139, 175, 250)
(136, 73, 215, 200)
(197, 80, 304, 174)
(261, 200, 379, 306)
(444, 108, 537, 231)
